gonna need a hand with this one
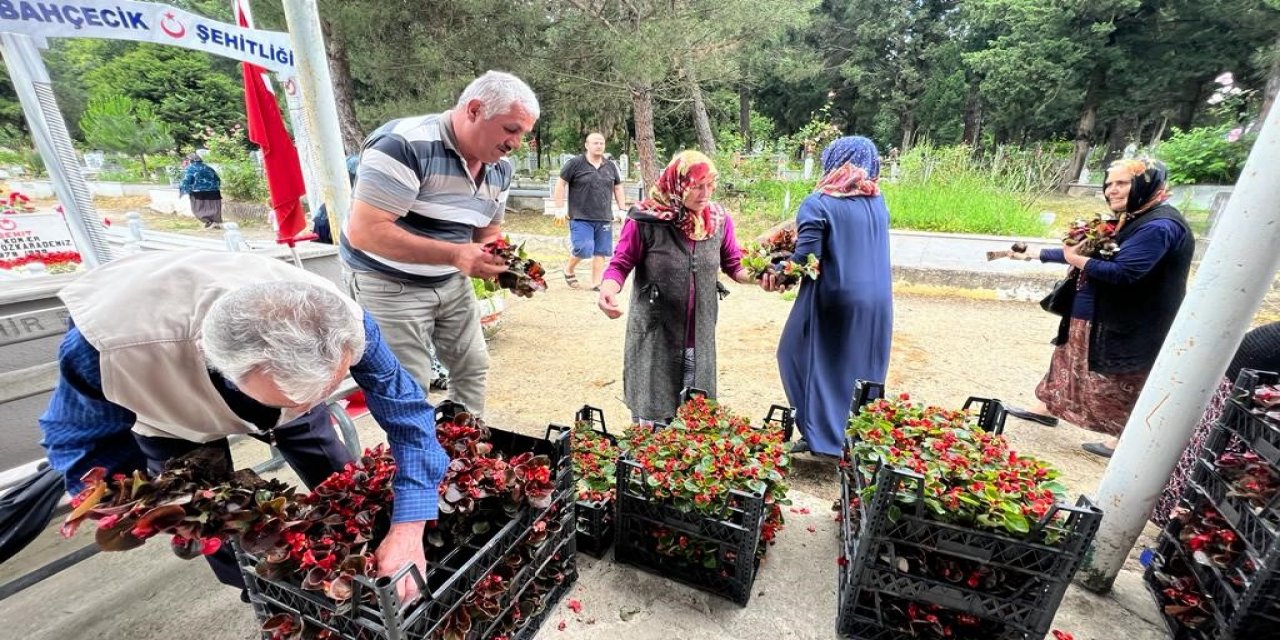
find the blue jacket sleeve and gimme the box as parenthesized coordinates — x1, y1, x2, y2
(348, 312, 448, 522)
(1084, 220, 1186, 285)
(792, 196, 828, 263)
(38, 326, 144, 495)
(1039, 248, 1066, 264)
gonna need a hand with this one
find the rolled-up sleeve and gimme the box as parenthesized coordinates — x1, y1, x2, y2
(349, 313, 448, 522)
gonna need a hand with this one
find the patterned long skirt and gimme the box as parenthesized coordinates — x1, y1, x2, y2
(1035, 318, 1150, 436)
(1150, 376, 1231, 526)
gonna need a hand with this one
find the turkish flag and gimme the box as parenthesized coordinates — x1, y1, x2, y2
(235, 2, 306, 240)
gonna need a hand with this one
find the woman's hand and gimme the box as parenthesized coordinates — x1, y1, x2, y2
(758, 271, 792, 293)
(597, 280, 624, 319)
(1062, 242, 1090, 270)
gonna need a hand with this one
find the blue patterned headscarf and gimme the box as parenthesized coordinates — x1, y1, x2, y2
(821, 136, 880, 179)
(815, 136, 881, 198)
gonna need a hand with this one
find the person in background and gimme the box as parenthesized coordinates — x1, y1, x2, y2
(1152, 321, 1280, 525)
(597, 150, 755, 425)
(341, 71, 539, 416)
(764, 136, 893, 457)
(553, 132, 627, 290)
(1006, 158, 1195, 458)
(38, 251, 448, 602)
(179, 152, 223, 229)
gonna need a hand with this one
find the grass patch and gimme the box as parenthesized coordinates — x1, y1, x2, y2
(882, 179, 1047, 236)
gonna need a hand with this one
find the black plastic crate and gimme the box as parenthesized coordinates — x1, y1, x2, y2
(1204, 369, 1280, 465)
(238, 424, 573, 640)
(470, 510, 579, 640)
(1144, 531, 1227, 640)
(612, 456, 767, 605)
(547, 405, 617, 559)
(762, 404, 796, 442)
(1161, 467, 1280, 639)
(840, 455, 1099, 636)
(836, 583, 1037, 640)
(850, 380, 1009, 435)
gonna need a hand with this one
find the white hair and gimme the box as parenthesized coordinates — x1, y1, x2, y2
(201, 282, 365, 405)
(456, 70, 540, 120)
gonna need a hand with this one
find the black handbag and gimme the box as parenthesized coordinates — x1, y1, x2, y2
(1039, 271, 1079, 317)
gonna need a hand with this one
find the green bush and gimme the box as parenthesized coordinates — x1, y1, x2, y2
(217, 161, 269, 202)
(1157, 126, 1254, 185)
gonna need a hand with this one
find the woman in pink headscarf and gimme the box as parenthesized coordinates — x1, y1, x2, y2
(597, 151, 755, 424)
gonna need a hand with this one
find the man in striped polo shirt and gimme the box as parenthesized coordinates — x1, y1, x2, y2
(342, 71, 539, 416)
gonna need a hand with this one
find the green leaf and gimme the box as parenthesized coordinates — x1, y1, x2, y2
(1002, 512, 1030, 535)
(887, 504, 902, 522)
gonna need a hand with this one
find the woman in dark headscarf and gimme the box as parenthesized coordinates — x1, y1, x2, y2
(1006, 158, 1196, 458)
(597, 150, 754, 424)
(178, 152, 223, 228)
(767, 136, 893, 457)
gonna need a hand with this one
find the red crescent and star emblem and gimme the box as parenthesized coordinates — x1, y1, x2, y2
(0, 218, 16, 232)
(159, 12, 186, 39)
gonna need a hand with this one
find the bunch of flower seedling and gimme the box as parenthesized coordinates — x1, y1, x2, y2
(482, 236, 547, 298)
(64, 410, 557, 640)
(1062, 215, 1119, 258)
(1214, 448, 1279, 516)
(741, 224, 820, 289)
(569, 420, 620, 504)
(846, 393, 1069, 540)
(621, 397, 791, 568)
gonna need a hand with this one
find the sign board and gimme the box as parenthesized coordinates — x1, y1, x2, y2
(0, 0, 295, 72)
(0, 212, 78, 265)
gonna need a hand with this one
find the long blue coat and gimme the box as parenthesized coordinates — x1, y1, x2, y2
(777, 192, 893, 456)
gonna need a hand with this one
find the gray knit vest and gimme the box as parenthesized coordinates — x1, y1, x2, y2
(623, 215, 724, 420)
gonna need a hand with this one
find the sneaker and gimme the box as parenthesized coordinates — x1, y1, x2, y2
(789, 439, 812, 454)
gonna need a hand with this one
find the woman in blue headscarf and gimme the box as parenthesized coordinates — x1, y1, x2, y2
(765, 136, 893, 456)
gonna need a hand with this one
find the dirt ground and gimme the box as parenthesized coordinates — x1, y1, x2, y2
(481, 275, 1110, 503)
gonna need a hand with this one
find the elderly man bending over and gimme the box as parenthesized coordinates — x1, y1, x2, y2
(38, 250, 447, 601)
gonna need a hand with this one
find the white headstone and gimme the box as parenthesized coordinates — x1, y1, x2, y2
(1078, 166, 1091, 184)
(802, 155, 814, 180)
(84, 151, 105, 171)
(618, 154, 629, 179)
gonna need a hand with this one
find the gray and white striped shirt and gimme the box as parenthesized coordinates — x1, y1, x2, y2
(340, 111, 512, 285)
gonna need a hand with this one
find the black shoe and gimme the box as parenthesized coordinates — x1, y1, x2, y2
(1006, 405, 1059, 427)
(1082, 442, 1115, 458)
(430, 377, 449, 391)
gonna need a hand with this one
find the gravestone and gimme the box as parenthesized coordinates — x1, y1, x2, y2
(802, 155, 814, 180)
(618, 154, 629, 179)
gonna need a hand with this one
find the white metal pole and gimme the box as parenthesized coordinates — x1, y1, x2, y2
(0, 33, 112, 268)
(280, 0, 351, 238)
(282, 76, 322, 217)
(1077, 100, 1280, 592)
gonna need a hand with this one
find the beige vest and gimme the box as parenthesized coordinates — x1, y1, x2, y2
(59, 251, 360, 442)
